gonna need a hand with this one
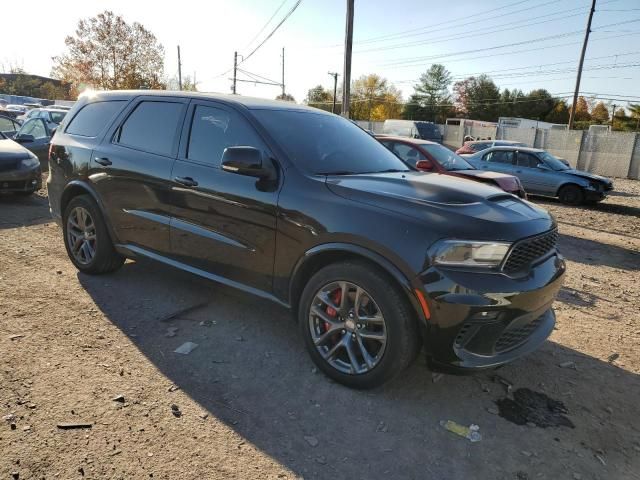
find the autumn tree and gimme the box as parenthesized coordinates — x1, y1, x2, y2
(165, 75, 197, 91)
(574, 96, 591, 121)
(52, 11, 165, 92)
(590, 101, 610, 123)
(276, 93, 295, 102)
(350, 74, 402, 121)
(630, 103, 640, 131)
(545, 101, 570, 124)
(403, 64, 453, 123)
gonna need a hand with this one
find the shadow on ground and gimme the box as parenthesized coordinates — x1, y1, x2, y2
(77, 260, 640, 479)
(0, 193, 51, 229)
(559, 233, 640, 271)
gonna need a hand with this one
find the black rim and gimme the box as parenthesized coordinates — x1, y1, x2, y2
(66, 206, 96, 265)
(308, 281, 387, 375)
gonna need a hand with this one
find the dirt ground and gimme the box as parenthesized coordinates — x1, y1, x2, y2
(1, 177, 639, 480)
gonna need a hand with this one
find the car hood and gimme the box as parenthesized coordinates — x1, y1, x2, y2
(0, 138, 33, 163)
(564, 169, 612, 185)
(326, 172, 553, 242)
(452, 169, 521, 193)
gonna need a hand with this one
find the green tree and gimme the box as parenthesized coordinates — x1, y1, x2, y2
(591, 101, 610, 123)
(52, 10, 165, 92)
(453, 75, 501, 121)
(630, 103, 640, 131)
(305, 84, 334, 112)
(403, 64, 452, 123)
(516, 89, 556, 120)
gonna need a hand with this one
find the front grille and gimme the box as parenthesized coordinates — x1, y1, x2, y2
(503, 228, 558, 273)
(495, 315, 544, 352)
(0, 161, 19, 172)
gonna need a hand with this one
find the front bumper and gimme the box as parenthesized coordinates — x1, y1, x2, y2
(0, 166, 42, 192)
(419, 252, 566, 373)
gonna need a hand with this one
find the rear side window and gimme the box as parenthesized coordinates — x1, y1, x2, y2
(66, 101, 125, 137)
(116, 101, 183, 157)
(187, 105, 264, 167)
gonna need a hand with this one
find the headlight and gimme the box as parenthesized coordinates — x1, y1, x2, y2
(431, 240, 511, 268)
(21, 157, 39, 168)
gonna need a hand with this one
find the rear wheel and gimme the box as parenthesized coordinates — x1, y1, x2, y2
(63, 195, 124, 274)
(299, 262, 420, 389)
(558, 184, 584, 205)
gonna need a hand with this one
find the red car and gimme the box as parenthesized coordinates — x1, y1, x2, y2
(377, 136, 527, 198)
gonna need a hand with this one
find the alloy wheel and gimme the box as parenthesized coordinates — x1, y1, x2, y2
(308, 281, 387, 375)
(66, 206, 97, 265)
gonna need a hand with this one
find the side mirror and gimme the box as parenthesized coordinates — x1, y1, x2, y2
(221, 146, 268, 178)
(415, 160, 434, 172)
(15, 134, 35, 143)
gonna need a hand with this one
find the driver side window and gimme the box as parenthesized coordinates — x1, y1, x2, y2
(392, 143, 426, 167)
(517, 152, 540, 168)
(485, 150, 514, 164)
(20, 119, 48, 139)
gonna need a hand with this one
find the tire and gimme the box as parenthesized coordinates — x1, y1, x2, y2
(62, 195, 124, 274)
(558, 184, 584, 205)
(298, 261, 421, 389)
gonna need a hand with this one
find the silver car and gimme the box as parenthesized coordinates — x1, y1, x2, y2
(466, 146, 613, 205)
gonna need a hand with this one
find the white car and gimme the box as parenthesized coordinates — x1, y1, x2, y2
(17, 108, 68, 128)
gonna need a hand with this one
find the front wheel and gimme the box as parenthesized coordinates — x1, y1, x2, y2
(299, 262, 421, 389)
(558, 184, 584, 205)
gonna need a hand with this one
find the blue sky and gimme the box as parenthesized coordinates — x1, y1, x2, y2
(3, 0, 640, 109)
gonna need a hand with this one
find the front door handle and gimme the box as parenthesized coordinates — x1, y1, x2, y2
(174, 176, 198, 187)
(94, 157, 112, 166)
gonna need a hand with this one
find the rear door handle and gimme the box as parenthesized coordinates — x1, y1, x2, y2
(174, 176, 198, 187)
(94, 157, 112, 166)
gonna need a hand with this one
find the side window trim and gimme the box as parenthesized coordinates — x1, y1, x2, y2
(110, 97, 188, 158)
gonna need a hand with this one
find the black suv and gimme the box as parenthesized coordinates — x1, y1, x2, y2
(48, 91, 566, 389)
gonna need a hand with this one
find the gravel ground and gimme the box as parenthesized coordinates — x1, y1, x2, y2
(1, 178, 639, 480)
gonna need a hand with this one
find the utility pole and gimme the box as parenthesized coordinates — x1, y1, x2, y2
(568, 0, 596, 130)
(328, 72, 339, 114)
(193, 71, 197, 91)
(177, 45, 182, 91)
(281, 47, 286, 97)
(232, 51, 238, 94)
(611, 103, 616, 129)
(341, 0, 354, 118)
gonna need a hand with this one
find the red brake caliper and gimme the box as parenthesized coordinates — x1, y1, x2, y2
(323, 289, 342, 332)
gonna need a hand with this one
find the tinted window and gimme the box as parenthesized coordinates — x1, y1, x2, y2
(117, 101, 183, 157)
(187, 105, 264, 167)
(517, 152, 539, 168)
(66, 101, 126, 137)
(393, 143, 426, 167)
(485, 150, 514, 164)
(253, 110, 409, 175)
(20, 119, 48, 139)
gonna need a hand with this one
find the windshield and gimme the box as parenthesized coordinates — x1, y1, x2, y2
(49, 111, 67, 124)
(416, 123, 439, 136)
(253, 110, 410, 175)
(539, 151, 570, 171)
(422, 144, 474, 171)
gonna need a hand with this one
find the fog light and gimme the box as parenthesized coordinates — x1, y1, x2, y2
(471, 311, 499, 321)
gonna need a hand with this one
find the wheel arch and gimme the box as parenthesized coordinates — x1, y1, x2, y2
(61, 181, 119, 243)
(288, 243, 429, 330)
(555, 181, 584, 197)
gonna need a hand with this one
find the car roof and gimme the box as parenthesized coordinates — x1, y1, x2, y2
(85, 90, 322, 113)
(374, 135, 439, 146)
(485, 146, 544, 153)
(40, 108, 68, 113)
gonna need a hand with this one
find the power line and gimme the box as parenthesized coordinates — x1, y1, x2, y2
(356, 4, 587, 53)
(244, 0, 289, 49)
(240, 0, 302, 65)
(380, 20, 640, 68)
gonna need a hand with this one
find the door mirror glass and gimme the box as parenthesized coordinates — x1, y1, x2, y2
(415, 160, 434, 171)
(221, 146, 267, 177)
(15, 133, 35, 143)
